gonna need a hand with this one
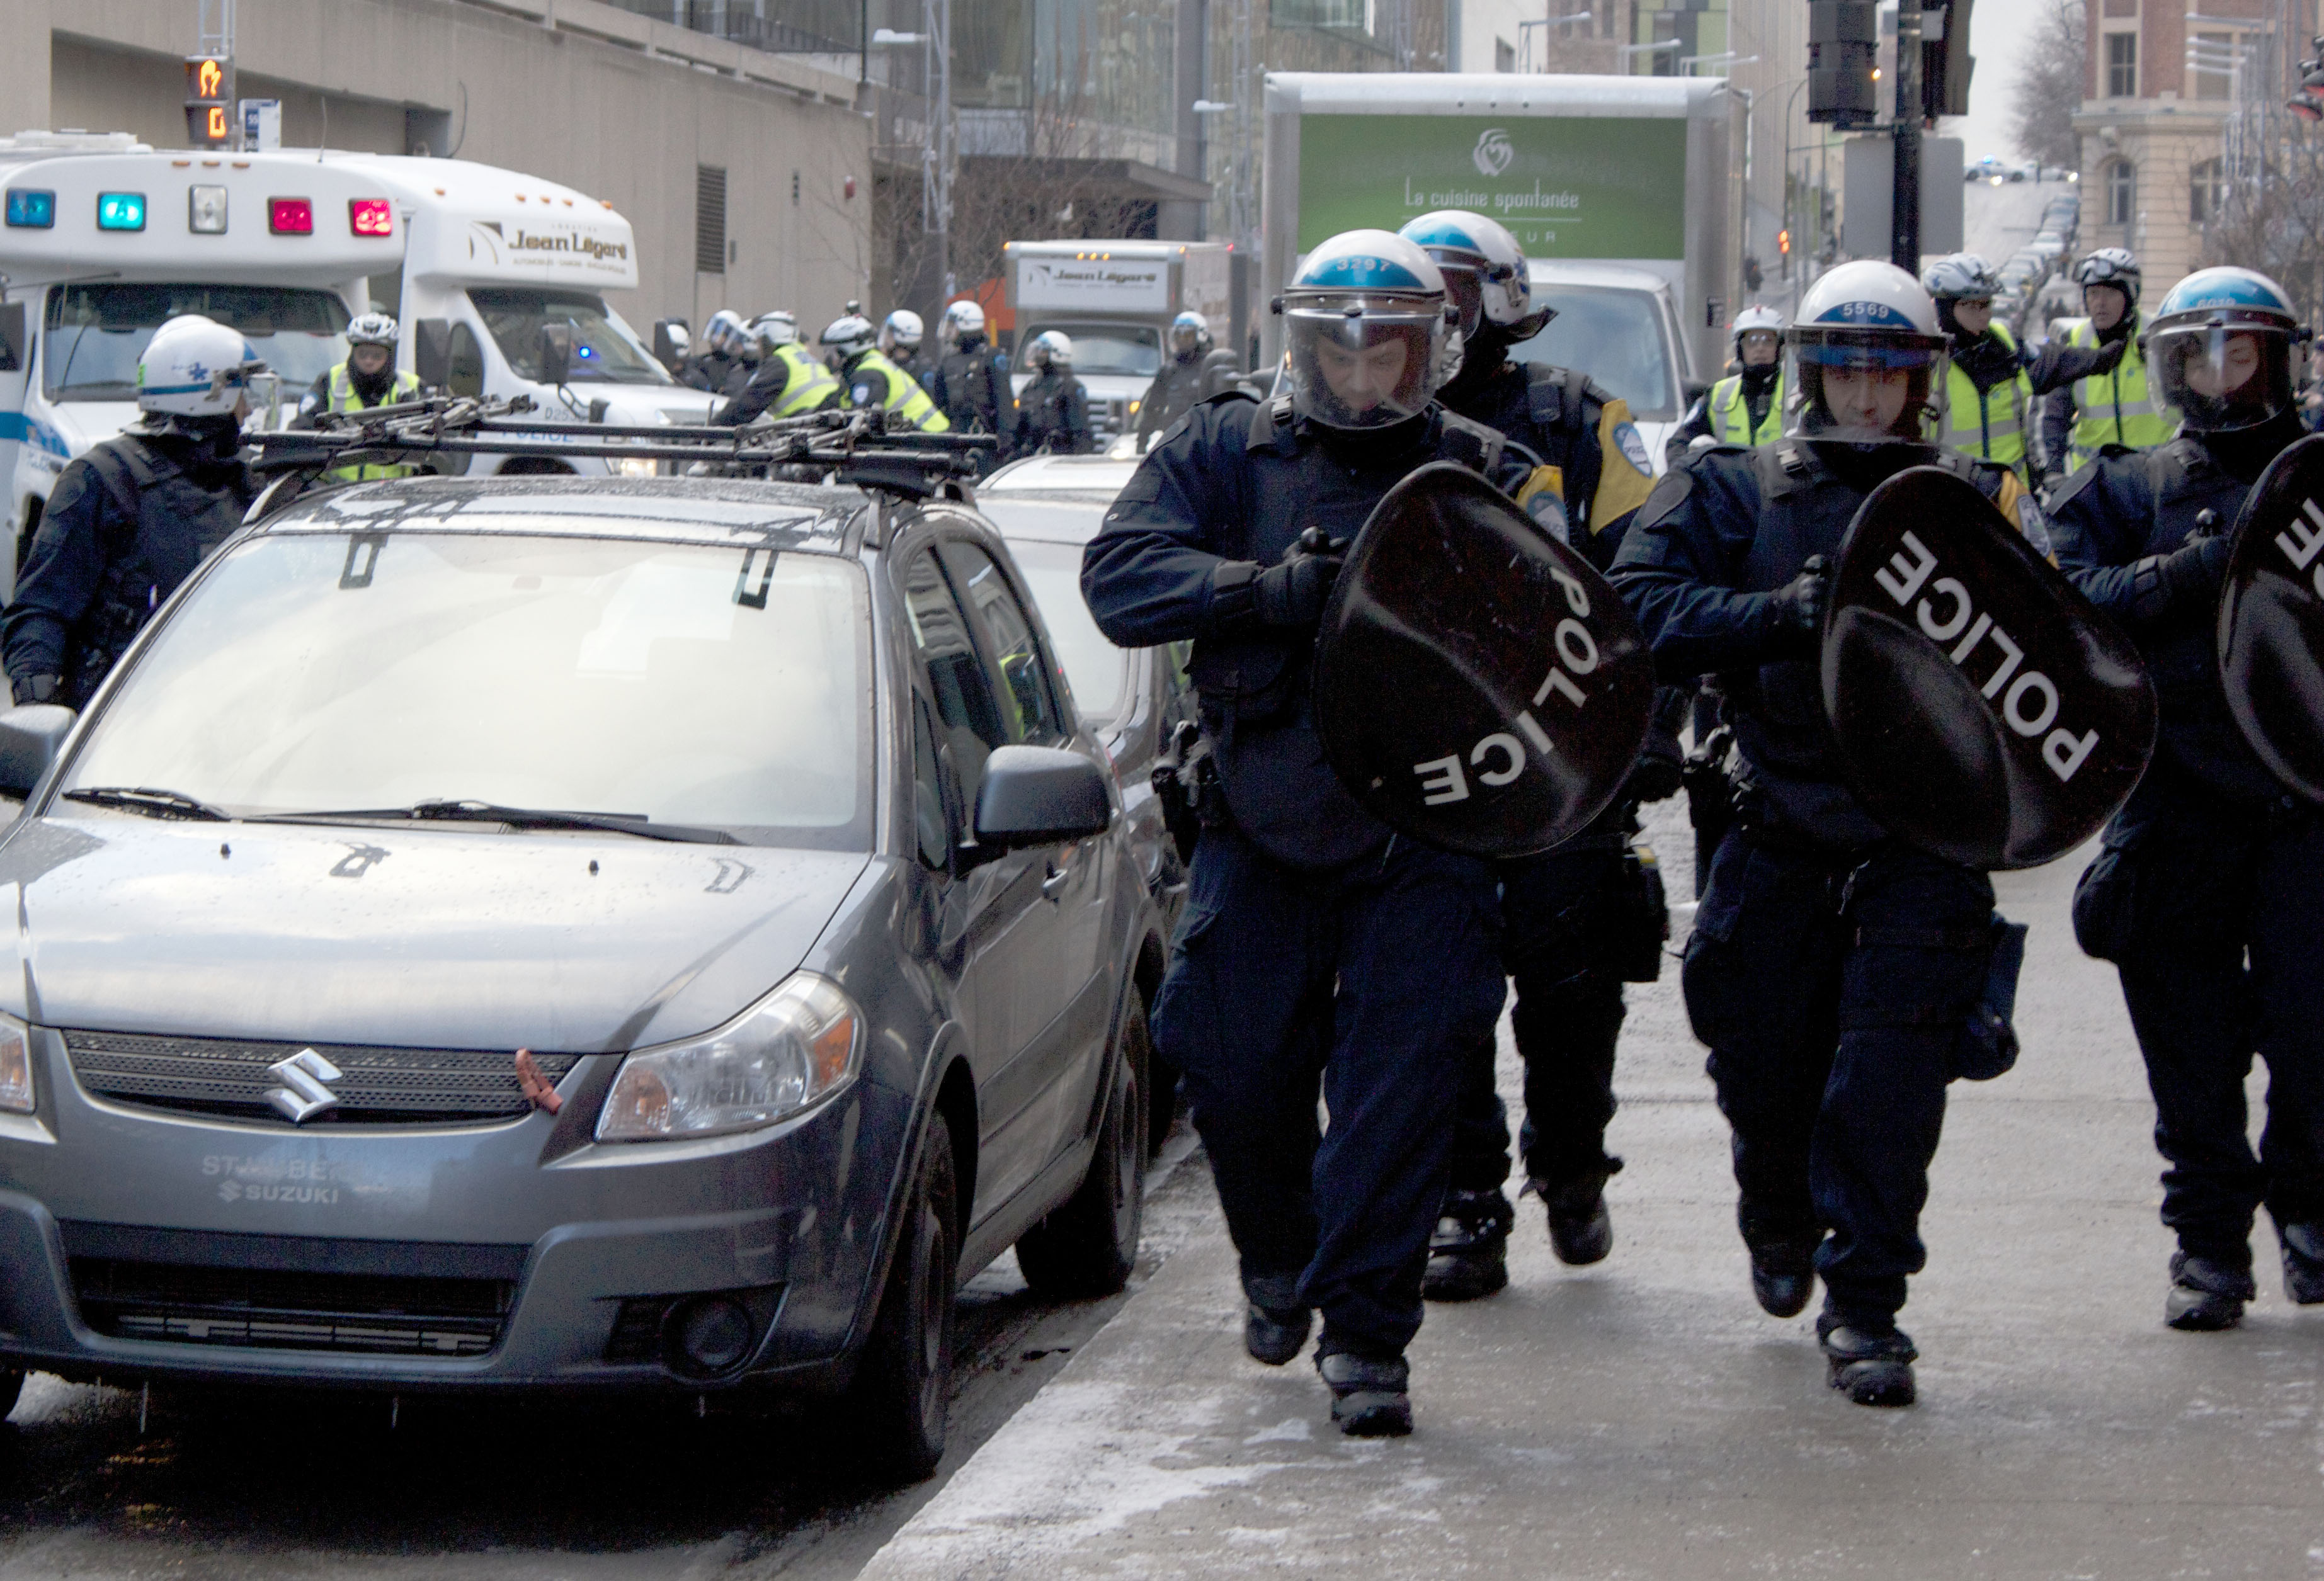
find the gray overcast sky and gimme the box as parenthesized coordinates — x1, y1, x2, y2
(1944, 1, 2049, 162)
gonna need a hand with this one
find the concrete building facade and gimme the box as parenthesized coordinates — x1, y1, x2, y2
(0, 0, 874, 334)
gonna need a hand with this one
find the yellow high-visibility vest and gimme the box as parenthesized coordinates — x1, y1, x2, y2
(2066, 314, 2176, 470)
(322, 361, 424, 482)
(1708, 369, 1785, 446)
(845, 349, 949, 431)
(1942, 323, 2032, 480)
(768, 343, 842, 418)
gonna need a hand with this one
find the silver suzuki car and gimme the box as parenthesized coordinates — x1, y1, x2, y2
(0, 473, 1162, 1480)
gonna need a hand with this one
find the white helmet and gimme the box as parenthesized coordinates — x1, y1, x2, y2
(1397, 211, 1552, 342)
(1168, 310, 1212, 361)
(751, 310, 799, 348)
(1732, 304, 1786, 363)
(1025, 330, 1074, 371)
(880, 309, 924, 354)
(1787, 260, 1949, 443)
(137, 314, 266, 417)
(1279, 229, 1452, 430)
(821, 314, 877, 361)
(705, 309, 748, 354)
(346, 312, 398, 349)
(943, 300, 986, 341)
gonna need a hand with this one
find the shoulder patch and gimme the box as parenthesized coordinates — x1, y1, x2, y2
(1612, 419, 1652, 475)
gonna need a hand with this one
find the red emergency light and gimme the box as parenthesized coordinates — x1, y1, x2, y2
(268, 197, 314, 235)
(349, 198, 394, 237)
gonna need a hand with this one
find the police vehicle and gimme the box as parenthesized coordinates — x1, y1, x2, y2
(0, 411, 1162, 1480)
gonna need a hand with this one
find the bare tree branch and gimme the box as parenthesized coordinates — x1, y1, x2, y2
(2010, 0, 2086, 169)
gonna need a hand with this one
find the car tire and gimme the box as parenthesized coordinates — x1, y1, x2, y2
(1016, 998, 1148, 1300)
(850, 1111, 958, 1483)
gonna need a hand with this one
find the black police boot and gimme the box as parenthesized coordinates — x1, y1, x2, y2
(1743, 1226, 1820, 1319)
(2279, 1224, 2324, 1306)
(1533, 1161, 1621, 1267)
(1242, 1272, 1313, 1366)
(2165, 1250, 2255, 1332)
(1316, 1348, 1412, 1437)
(1816, 1312, 1918, 1408)
(1423, 1189, 1512, 1301)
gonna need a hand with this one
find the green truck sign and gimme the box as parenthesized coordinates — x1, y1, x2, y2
(1295, 113, 1688, 261)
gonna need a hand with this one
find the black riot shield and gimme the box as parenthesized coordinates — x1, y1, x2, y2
(1822, 466, 2155, 870)
(2218, 433, 2324, 803)
(1311, 462, 1654, 858)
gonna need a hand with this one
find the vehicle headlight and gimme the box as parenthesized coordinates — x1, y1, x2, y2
(0, 1011, 33, 1114)
(596, 974, 861, 1142)
(615, 456, 659, 478)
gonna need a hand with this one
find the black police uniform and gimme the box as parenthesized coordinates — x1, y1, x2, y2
(933, 334, 1013, 436)
(678, 348, 746, 397)
(2048, 411, 2324, 1315)
(1431, 359, 1673, 1286)
(895, 349, 937, 394)
(3, 422, 255, 708)
(1081, 392, 1509, 1368)
(1135, 353, 1210, 448)
(1015, 368, 1093, 457)
(1611, 436, 2017, 1346)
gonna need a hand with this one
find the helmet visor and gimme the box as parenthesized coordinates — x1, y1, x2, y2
(1432, 263, 1486, 339)
(1789, 327, 1947, 442)
(1284, 295, 1443, 429)
(2150, 320, 2293, 431)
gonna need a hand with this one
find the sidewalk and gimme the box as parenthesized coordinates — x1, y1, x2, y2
(860, 807, 2324, 1579)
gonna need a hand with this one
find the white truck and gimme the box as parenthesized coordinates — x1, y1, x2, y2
(1001, 239, 1234, 444)
(0, 135, 708, 598)
(1262, 73, 1740, 464)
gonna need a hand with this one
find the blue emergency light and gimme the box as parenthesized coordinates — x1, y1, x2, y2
(96, 192, 147, 232)
(4, 189, 55, 229)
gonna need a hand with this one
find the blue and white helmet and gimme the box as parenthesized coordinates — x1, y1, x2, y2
(1398, 210, 1552, 342)
(1026, 330, 1074, 371)
(137, 314, 266, 417)
(1279, 229, 1453, 430)
(2147, 266, 2301, 433)
(1169, 310, 1212, 360)
(1787, 260, 1950, 441)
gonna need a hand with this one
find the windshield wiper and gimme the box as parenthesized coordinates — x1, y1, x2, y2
(61, 786, 232, 822)
(259, 799, 740, 845)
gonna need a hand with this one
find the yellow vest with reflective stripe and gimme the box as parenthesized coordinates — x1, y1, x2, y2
(845, 349, 949, 431)
(2066, 315, 2175, 470)
(1942, 324, 2031, 480)
(1708, 370, 1785, 446)
(768, 343, 842, 418)
(323, 361, 424, 482)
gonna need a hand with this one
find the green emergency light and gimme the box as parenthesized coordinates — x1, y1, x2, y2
(96, 192, 147, 232)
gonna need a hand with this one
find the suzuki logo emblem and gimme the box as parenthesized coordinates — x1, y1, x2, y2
(265, 1049, 343, 1124)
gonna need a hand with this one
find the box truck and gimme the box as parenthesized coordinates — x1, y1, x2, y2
(1001, 238, 1234, 443)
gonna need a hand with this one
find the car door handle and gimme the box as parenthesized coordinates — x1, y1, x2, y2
(1040, 861, 1072, 899)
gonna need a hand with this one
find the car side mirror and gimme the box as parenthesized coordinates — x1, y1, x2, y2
(0, 705, 76, 799)
(412, 319, 453, 388)
(971, 745, 1112, 850)
(538, 324, 574, 387)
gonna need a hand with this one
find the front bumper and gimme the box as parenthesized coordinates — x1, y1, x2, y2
(0, 1032, 912, 1392)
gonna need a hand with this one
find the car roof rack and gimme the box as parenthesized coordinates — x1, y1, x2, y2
(246, 395, 999, 513)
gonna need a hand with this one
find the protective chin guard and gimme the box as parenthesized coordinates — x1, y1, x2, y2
(1312, 462, 1653, 857)
(1822, 466, 2155, 870)
(2219, 433, 2324, 802)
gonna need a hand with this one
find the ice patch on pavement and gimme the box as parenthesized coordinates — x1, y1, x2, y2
(1242, 1417, 1311, 1444)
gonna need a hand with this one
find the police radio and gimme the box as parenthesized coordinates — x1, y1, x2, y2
(1821, 467, 2156, 870)
(2218, 432, 2324, 801)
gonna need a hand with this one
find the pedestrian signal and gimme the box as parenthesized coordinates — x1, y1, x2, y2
(1779, 229, 1792, 256)
(184, 55, 234, 149)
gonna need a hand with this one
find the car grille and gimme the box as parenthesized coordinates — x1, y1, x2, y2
(71, 1257, 515, 1356)
(64, 1030, 581, 1125)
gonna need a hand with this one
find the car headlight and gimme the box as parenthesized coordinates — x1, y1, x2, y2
(0, 1011, 32, 1114)
(596, 973, 861, 1142)
(615, 456, 659, 478)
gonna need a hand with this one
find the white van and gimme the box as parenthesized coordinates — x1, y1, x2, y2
(1512, 261, 1703, 475)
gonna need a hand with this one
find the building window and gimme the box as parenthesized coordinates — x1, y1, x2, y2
(2107, 160, 2135, 225)
(695, 165, 727, 276)
(2190, 157, 2225, 224)
(1495, 37, 1515, 72)
(2106, 32, 2138, 99)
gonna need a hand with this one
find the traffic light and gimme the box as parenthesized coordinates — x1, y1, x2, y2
(2291, 35, 2324, 122)
(1808, 1, 1880, 127)
(1778, 229, 1792, 256)
(1922, 1, 1974, 120)
(184, 55, 233, 149)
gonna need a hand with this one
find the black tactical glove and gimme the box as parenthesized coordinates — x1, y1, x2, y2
(2158, 530, 2233, 612)
(1763, 554, 1830, 658)
(1253, 528, 1348, 628)
(1624, 747, 1685, 805)
(9, 674, 59, 707)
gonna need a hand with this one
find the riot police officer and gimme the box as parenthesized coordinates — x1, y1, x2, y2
(1013, 331, 1093, 456)
(680, 309, 753, 397)
(4, 315, 260, 708)
(932, 300, 1015, 441)
(1081, 231, 1512, 1437)
(2041, 249, 2177, 482)
(1610, 262, 2027, 1408)
(823, 314, 950, 432)
(294, 313, 426, 483)
(2047, 266, 2324, 1332)
(1666, 307, 1789, 465)
(881, 309, 936, 392)
(1923, 252, 2121, 487)
(1135, 311, 1217, 450)
(1393, 210, 1671, 1302)
(713, 312, 841, 426)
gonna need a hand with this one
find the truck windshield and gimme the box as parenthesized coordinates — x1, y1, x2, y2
(64, 531, 870, 847)
(470, 288, 671, 385)
(43, 284, 351, 403)
(1510, 285, 1677, 420)
(1021, 324, 1160, 378)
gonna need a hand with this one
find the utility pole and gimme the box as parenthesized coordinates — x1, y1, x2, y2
(1891, 0, 1922, 276)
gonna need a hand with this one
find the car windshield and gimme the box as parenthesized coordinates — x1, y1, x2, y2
(976, 502, 1130, 725)
(469, 287, 671, 385)
(64, 531, 870, 846)
(43, 283, 351, 402)
(1021, 323, 1161, 378)
(1510, 284, 1678, 419)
